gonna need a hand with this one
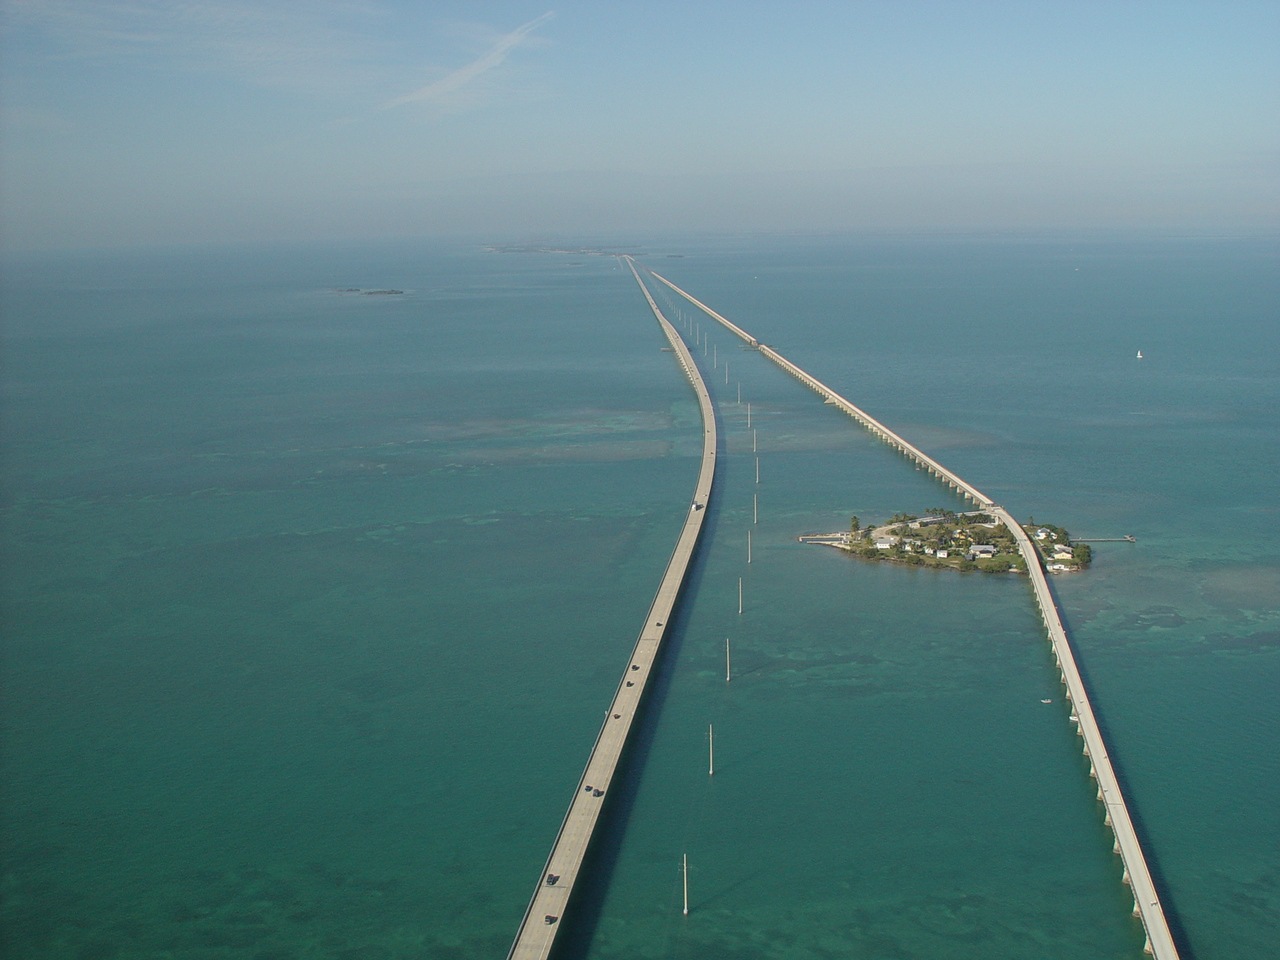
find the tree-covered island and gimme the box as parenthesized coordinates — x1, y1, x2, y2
(799, 509, 1092, 573)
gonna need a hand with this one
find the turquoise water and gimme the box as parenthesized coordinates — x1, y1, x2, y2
(1, 236, 1276, 959)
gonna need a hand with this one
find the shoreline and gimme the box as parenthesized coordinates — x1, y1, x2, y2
(799, 534, 1033, 574)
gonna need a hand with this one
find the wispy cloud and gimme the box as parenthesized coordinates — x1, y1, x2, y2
(5, 0, 387, 95)
(383, 11, 553, 110)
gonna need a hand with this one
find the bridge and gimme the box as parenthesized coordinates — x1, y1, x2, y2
(505, 261, 717, 960)
(640, 261, 1180, 959)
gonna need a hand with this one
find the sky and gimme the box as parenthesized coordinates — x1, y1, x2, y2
(2, 0, 1277, 250)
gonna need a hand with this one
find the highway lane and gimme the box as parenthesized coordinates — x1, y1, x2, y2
(506, 260, 718, 960)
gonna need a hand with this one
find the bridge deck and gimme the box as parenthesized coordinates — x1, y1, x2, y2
(645, 264, 1179, 959)
(506, 261, 717, 960)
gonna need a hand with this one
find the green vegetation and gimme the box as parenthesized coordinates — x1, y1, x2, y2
(833, 508, 1091, 574)
(1026, 522, 1092, 570)
(842, 509, 1022, 574)
(1030, 522, 1071, 544)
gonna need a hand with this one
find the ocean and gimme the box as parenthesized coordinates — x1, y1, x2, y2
(1, 234, 1276, 959)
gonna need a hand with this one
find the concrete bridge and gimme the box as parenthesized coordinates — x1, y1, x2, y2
(505, 260, 717, 960)
(642, 262, 1180, 959)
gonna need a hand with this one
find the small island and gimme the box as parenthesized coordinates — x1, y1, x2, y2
(800, 509, 1092, 573)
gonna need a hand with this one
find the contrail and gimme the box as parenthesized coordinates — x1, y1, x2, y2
(384, 11, 553, 108)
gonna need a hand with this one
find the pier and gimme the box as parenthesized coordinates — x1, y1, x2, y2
(641, 262, 1180, 959)
(506, 261, 717, 959)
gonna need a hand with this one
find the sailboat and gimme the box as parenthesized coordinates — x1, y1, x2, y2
(1136, 350, 1144, 359)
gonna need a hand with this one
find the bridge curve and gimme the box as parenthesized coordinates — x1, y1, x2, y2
(506, 260, 718, 960)
(642, 262, 1180, 960)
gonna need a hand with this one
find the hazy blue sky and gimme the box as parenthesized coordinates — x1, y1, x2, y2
(2, 0, 1277, 249)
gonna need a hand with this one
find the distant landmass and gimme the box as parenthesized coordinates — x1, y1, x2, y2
(486, 244, 619, 256)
